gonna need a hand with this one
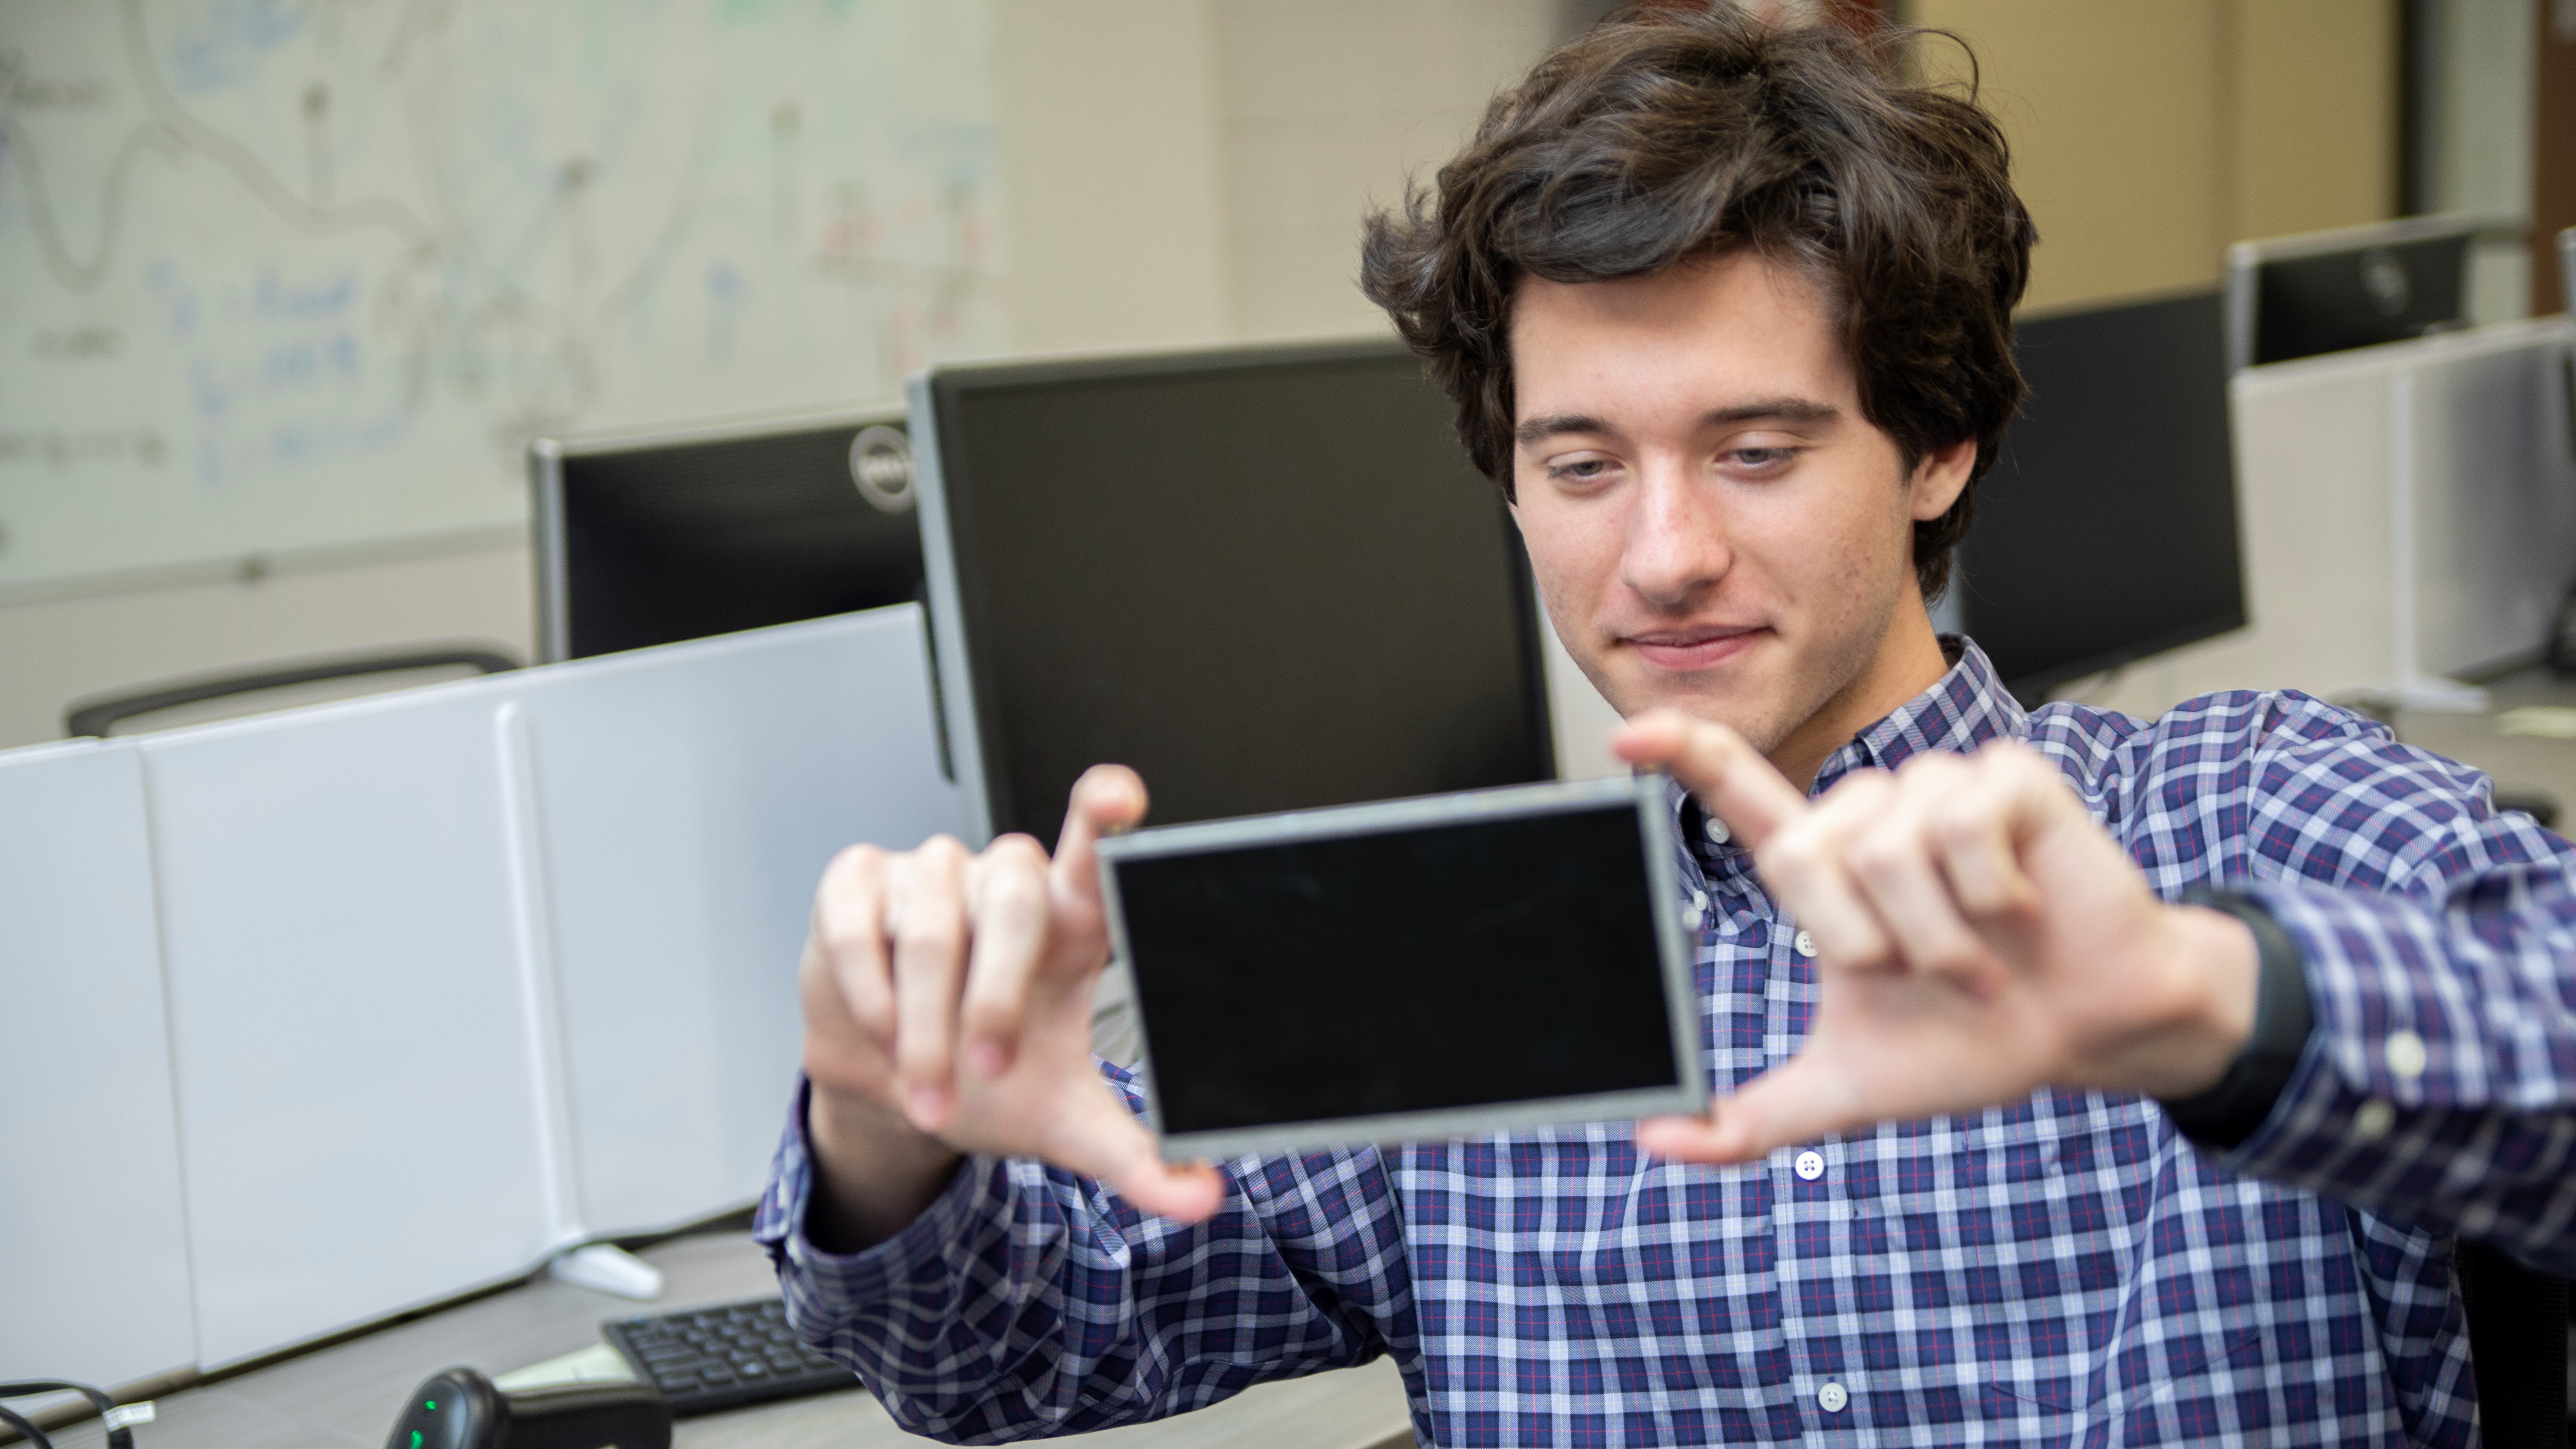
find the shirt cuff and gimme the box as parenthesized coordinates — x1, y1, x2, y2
(754, 1076, 999, 1338)
(2189, 881, 2469, 1196)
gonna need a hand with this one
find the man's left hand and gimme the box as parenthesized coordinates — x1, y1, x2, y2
(1617, 708, 2262, 1166)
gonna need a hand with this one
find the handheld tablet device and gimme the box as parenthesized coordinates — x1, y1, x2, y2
(1096, 774, 1704, 1159)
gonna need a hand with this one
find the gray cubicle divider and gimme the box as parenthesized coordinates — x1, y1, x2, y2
(143, 671, 567, 1368)
(1, 604, 958, 1384)
(508, 607, 960, 1237)
(2196, 315, 2576, 709)
(0, 740, 200, 1392)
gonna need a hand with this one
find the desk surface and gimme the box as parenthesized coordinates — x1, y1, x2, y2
(79, 1231, 1413, 1449)
(2392, 666, 2576, 816)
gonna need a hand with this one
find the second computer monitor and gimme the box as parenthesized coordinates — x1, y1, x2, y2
(2223, 214, 2489, 372)
(1954, 288, 2246, 698)
(529, 408, 924, 663)
(910, 339, 1554, 844)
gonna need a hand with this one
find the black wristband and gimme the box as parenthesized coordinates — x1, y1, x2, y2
(2155, 887, 2313, 1150)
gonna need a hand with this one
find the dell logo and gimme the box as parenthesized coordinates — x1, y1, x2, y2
(849, 425, 916, 513)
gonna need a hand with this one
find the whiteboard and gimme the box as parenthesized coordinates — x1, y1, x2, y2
(0, 0, 1011, 595)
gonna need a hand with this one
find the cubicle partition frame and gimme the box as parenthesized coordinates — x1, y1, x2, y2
(528, 401, 912, 665)
(2, 606, 962, 1385)
(907, 337, 1557, 849)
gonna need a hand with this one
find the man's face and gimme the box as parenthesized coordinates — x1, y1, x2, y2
(1507, 252, 1968, 763)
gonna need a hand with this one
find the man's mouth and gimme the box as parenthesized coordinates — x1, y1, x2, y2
(1624, 625, 1765, 672)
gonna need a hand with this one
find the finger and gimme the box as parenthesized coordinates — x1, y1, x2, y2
(1930, 744, 2055, 918)
(1845, 783, 2003, 993)
(888, 837, 973, 1132)
(1050, 764, 1150, 918)
(957, 835, 1053, 1078)
(1040, 1080, 1229, 1223)
(810, 844, 898, 1046)
(1758, 773, 1896, 970)
(1635, 1054, 1859, 1166)
(1612, 708, 1810, 851)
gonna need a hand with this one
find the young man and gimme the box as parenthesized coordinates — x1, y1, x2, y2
(762, 7, 2576, 1444)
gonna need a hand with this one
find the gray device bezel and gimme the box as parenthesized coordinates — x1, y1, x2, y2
(1095, 772, 1706, 1161)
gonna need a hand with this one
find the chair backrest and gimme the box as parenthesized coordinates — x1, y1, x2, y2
(2456, 1238, 2570, 1449)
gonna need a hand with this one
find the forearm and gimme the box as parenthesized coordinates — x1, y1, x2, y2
(803, 1083, 963, 1254)
(2210, 878, 2576, 1274)
(755, 1071, 1402, 1439)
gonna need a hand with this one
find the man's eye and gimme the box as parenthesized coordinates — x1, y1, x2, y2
(1725, 447, 1797, 470)
(1548, 458, 1614, 483)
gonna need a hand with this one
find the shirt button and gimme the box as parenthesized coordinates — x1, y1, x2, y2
(2384, 1030, 2428, 1080)
(1793, 929, 1818, 958)
(2354, 1098, 2396, 1141)
(1704, 814, 1731, 846)
(1818, 1381, 1850, 1414)
(1794, 1149, 1826, 1181)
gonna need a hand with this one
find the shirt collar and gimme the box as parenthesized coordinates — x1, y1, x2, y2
(1671, 634, 2028, 877)
(1813, 633, 2027, 792)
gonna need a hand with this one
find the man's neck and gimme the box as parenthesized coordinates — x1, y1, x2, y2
(1765, 595, 1952, 792)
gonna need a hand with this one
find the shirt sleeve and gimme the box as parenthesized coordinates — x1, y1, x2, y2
(2191, 709, 2576, 1276)
(750, 1070, 1418, 1442)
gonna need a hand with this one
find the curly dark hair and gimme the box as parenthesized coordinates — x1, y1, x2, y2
(1358, 2, 2034, 598)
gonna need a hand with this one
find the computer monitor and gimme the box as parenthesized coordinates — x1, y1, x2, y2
(528, 407, 923, 663)
(909, 338, 1555, 844)
(2223, 214, 2500, 373)
(1952, 288, 2246, 700)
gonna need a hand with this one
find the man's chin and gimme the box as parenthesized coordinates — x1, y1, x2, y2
(1603, 671, 1794, 757)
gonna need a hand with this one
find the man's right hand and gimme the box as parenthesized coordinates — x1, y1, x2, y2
(795, 764, 1227, 1251)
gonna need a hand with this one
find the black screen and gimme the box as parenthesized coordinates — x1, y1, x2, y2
(560, 424, 924, 659)
(1955, 290, 2245, 697)
(930, 342, 1551, 841)
(1113, 805, 1678, 1135)
(2253, 234, 2471, 367)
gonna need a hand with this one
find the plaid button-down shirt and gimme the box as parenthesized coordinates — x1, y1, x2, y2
(757, 638, 2576, 1446)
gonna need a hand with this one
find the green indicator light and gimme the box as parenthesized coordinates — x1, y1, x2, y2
(425, 1403, 437, 1411)
(410, 1434, 423, 1449)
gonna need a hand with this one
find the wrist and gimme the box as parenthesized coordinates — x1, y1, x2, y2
(2153, 889, 2313, 1148)
(2140, 904, 2262, 1100)
(804, 1081, 963, 1253)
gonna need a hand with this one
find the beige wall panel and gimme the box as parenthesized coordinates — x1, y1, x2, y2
(2227, 0, 2397, 243)
(1913, 0, 2225, 309)
(1212, 0, 1557, 339)
(992, 0, 1231, 355)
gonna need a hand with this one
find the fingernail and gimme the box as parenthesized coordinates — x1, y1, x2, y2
(905, 1084, 950, 1127)
(967, 1039, 1009, 1078)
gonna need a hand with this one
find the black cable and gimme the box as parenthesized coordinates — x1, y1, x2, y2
(0, 1403, 51, 1449)
(0, 1381, 132, 1449)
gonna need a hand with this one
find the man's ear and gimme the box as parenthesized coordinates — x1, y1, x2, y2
(1907, 436, 1978, 522)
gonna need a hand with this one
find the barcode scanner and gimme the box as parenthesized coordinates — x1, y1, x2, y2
(385, 1367, 670, 1449)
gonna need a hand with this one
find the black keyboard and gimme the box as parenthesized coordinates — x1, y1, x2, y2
(601, 1296, 859, 1416)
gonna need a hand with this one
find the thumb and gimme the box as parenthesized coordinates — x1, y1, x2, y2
(1042, 1079, 1228, 1223)
(1613, 708, 1810, 851)
(1051, 764, 1150, 910)
(1634, 1054, 1857, 1166)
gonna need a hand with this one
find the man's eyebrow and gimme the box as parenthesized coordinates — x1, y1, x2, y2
(1700, 398, 1843, 429)
(1514, 413, 1612, 447)
(1513, 398, 1844, 448)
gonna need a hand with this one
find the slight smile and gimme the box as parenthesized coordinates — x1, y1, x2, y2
(1626, 626, 1766, 671)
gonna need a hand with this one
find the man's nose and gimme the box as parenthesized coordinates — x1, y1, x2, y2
(1618, 460, 1730, 607)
